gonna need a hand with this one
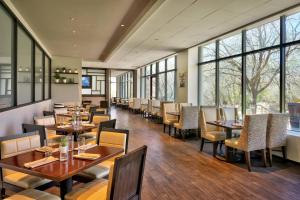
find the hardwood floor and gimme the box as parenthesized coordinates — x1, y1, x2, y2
(111, 107, 300, 200)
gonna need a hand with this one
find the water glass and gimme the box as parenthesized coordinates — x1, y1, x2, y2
(59, 143, 68, 161)
(68, 135, 74, 152)
(77, 136, 86, 154)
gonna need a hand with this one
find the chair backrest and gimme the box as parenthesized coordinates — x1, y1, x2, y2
(34, 115, 56, 126)
(0, 132, 41, 177)
(133, 98, 141, 109)
(200, 106, 220, 134)
(99, 128, 129, 154)
(239, 114, 268, 151)
(266, 113, 289, 148)
(22, 124, 47, 146)
(162, 103, 177, 122)
(89, 106, 99, 114)
(107, 145, 147, 200)
(96, 119, 117, 145)
(54, 107, 68, 114)
(43, 111, 55, 117)
(177, 103, 192, 112)
(91, 114, 110, 124)
(100, 100, 109, 108)
(178, 106, 199, 129)
(220, 107, 238, 121)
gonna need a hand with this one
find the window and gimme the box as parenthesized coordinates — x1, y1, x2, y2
(246, 20, 280, 51)
(140, 56, 176, 101)
(219, 33, 242, 57)
(82, 68, 106, 96)
(34, 46, 43, 101)
(17, 26, 32, 105)
(200, 43, 215, 62)
(0, 6, 13, 109)
(111, 77, 116, 98)
(286, 12, 300, 42)
(44, 56, 50, 99)
(219, 57, 242, 111)
(117, 71, 133, 99)
(199, 63, 215, 105)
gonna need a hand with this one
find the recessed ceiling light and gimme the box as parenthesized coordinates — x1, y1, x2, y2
(121, 24, 125, 27)
(72, 30, 76, 34)
(73, 44, 77, 47)
(154, 38, 159, 41)
(70, 17, 75, 22)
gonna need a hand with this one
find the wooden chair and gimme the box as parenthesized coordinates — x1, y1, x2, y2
(266, 113, 289, 167)
(65, 145, 147, 200)
(0, 132, 53, 197)
(78, 128, 129, 181)
(43, 111, 55, 117)
(225, 114, 268, 171)
(199, 106, 226, 157)
(81, 114, 111, 141)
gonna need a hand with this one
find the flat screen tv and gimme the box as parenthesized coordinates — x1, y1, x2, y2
(82, 75, 92, 88)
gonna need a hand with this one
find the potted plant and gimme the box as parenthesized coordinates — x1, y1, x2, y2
(54, 73, 60, 83)
(62, 77, 67, 83)
(59, 136, 68, 161)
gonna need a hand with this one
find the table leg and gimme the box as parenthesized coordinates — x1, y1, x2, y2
(225, 129, 233, 162)
(60, 177, 72, 200)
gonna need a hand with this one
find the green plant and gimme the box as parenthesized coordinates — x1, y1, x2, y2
(60, 136, 68, 147)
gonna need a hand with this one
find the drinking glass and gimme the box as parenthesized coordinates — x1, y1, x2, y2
(68, 135, 74, 152)
(77, 136, 86, 154)
(59, 143, 68, 161)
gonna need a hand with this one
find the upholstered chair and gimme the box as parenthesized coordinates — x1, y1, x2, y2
(225, 114, 268, 171)
(220, 107, 241, 136)
(173, 106, 199, 138)
(54, 107, 71, 124)
(162, 103, 178, 135)
(140, 99, 148, 117)
(81, 114, 110, 141)
(4, 189, 60, 200)
(0, 132, 52, 196)
(128, 98, 134, 111)
(65, 146, 147, 200)
(199, 106, 226, 157)
(151, 100, 161, 118)
(266, 113, 289, 167)
(34, 116, 62, 143)
(132, 98, 141, 113)
(176, 103, 192, 112)
(78, 128, 129, 181)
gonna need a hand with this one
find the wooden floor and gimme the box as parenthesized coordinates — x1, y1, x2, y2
(111, 107, 300, 200)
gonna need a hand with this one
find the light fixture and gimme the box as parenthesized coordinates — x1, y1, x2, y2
(70, 17, 75, 21)
(121, 24, 125, 27)
(72, 30, 76, 34)
(73, 44, 77, 47)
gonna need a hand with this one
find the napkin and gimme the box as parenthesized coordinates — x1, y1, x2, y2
(35, 146, 59, 153)
(74, 143, 97, 151)
(82, 123, 95, 127)
(24, 156, 58, 169)
(57, 125, 71, 128)
(73, 153, 101, 160)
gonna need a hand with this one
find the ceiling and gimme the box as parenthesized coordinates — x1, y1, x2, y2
(10, 0, 300, 69)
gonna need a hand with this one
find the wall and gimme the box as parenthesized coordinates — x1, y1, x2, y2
(0, 100, 52, 136)
(175, 50, 188, 103)
(82, 96, 105, 105)
(187, 46, 198, 105)
(51, 56, 82, 105)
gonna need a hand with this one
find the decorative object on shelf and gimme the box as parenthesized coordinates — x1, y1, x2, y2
(62, 67, 66, 73)
(55, 68, 60, 73)
(62, 77, 67, 83)
(68, 69, 72, 73)
(74, 69, 78, 73)
(25, 67, 29, 72)
(39, 68, 42, 72)
(18, 66, 22, 72)
(54, 73, 60, 83)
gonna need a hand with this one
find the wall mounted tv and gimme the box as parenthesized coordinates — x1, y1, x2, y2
(82, 75, 92, 88)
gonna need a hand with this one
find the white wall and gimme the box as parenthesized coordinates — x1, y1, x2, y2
(0, 100, 52, 136)
(175, 50, 188, 103)
(187, 46, 198, 105)
(51, 56, 82, 104)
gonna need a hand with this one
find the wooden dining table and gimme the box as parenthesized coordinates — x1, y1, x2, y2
(206, 120, 243, 162)
(0, 146, 123, 199)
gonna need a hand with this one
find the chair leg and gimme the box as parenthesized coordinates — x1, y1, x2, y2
(282, 146, 287, 161)
(262, 149, 267, 167)
(1, 188, 5, 199)
(200, 138, 205, 152)
(268, 148, 273, 167)
(168, 125, 171, 135)
(213, 142, 218, 157)
(174, 128, 177, 136)
(245, 151, 252, 172)
(163, 124, 166, 133)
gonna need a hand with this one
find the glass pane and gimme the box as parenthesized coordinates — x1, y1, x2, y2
(286, 12, 300, 43)
(158, 60, 165, 72)
(145, 76, 150, 98)
(201, 43, 215, 62)
(0, 6, 13, 109)
(246, 20, 280, 51)
(166, 71, 175, 101)
(35, 46, 43, 101)
(151, 77, 156, 99)
(141, 77, 145, 98)
(146, 65, 151, 76)
(167, 56, 176, 70)
(100, 81, 105, 95)
(246, 49, 280, 114)
(219, 57, 242, 114)
(44, 57, 49, 99)
(151, 63, 156, 74)
(199, 63, 215, 106)
(286, 45, 300, 108)
(158, 73, 165, 100)
(17, 26, 32, 105)
(219, 33, 242, 57)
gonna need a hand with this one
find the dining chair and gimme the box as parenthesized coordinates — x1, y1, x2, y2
(3, 188, 60, 200)
(220, 107, 240, 136)
(0, 132, 53, 197)
(128, 98, 134, 111)
(163, 103, 178, 135)
(176, 103, 192, 112)
(266, 113, 289, 167)
(65, 145, 147, 200)
(173, 106, 199, 138)
(78, 128, 129, 181)
(132, 98, 141, 113)
(199, 106, 226, 157)
(150, 100, 161, 119)
(225, 114, 268, 171)
(140, 99, 148, 117)
(34, 116, 63, 143)
(81, 114, 111, 141)
(43, 110, 55, 117)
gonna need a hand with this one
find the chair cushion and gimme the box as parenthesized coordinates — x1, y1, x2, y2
(225, 138, 240, 149)
(4, 172, 51, 189)
(65, 179, 108, 200)
(5, 189, 60, 200)
(164, 118, 178, 125)
(80, 160, 114, 180)
(202, 131, 226, 142)
(81, 132, 97, 139)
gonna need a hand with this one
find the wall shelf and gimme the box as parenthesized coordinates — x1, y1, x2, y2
(54, 72, 78, 75)
(53, 82, 78, 85)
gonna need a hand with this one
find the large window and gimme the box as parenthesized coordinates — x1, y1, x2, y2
(198, 10, 300, 115)
(140, 56, 176, 101)
(0, 2, 51, 111)
(117, 71, 133, 99)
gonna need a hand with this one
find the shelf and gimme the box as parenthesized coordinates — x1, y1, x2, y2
(54, 72, 78, 75)
(53, 82, 78, 85)
(18, 71, 31, 73)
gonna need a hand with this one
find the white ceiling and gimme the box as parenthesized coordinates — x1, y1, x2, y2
(10, 0, 300, 69)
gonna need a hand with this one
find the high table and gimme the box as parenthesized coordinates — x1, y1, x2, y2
(206, 120, 243, 162)
(0, 146, 123, 199)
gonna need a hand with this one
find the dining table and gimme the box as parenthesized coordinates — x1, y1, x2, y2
(0, 145, 123, 200)
(206, 120, 243, 162)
